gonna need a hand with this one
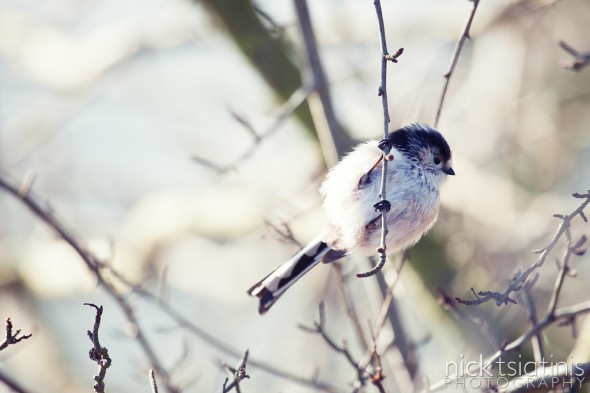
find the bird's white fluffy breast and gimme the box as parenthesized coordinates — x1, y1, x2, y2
(320, 140, 441, 254)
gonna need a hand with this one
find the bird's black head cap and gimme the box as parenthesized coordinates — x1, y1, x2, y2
(387, 123, 452, 163)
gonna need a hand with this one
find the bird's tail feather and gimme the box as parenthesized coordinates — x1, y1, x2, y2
(247, 237, 330, 314)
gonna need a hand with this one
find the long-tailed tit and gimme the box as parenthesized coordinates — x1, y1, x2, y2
(248, 123, 454, 314)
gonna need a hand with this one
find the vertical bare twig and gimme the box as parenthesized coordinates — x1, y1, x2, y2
(434, 0, 480, 128)
(356, 0, 404, 278)
(84, 303, 112, 393)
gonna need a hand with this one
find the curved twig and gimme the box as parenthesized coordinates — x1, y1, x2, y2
(357, 0, 403, 278)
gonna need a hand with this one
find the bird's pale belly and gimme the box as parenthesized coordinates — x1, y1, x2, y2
(358, 199, 440, 253)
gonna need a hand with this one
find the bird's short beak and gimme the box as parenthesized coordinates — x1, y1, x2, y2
(443, 166, 455, 176)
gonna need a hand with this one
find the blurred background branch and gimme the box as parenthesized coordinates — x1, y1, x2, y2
(434, 0, 480, 128)
(0, 369, 33, 393)
(455, 191, 590, 306)
(429, 192, 590, 391)
(198, 0, 312, 129)
(293, 0, 352, 165)
(221, 350, 250, 393)
(559, 40, 590, 72)
(199, 0, 353, 167)
(0, 174, 181, 393)
(0, 172, 340, 392)
(192, 83, 315, 173)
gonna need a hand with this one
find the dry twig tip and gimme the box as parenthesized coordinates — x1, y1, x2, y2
(0, 318, 32, 351)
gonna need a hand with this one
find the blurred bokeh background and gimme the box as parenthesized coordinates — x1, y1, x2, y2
(0, 0, 589, 392)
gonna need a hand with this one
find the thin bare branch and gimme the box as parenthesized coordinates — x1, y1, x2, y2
(356, 0, 404, 278)
(0, 318, 32, 351)
(0, 369, 34, 393)
(429, 193, 590, 391)
(299, 303, 368, 387)
(228, 108, 261, 142)
(372, 255, 417, 381)
(427, 300, 590, 392)
(455, 191, 590, 306)
(221, 350, 250, 393)
(434, 0, 480, 128)
(293, 0, 351, 165)
(372, 254, 409, 345)
(0, 173, 179, 393)
(0, 319, 33, 392)
(332, 262, 369, 351)
(263, 220, 303, 248)
(0, 172, 338, 393)
(333, 259, 417, 390)
(84, 303, 111, 393)
(366, 323, 386, 393)
(109, 270, 338, 392)
(546, 233, 580, 317)
(193, 83, 314, 174)
(149, 369, 159, 393)
(559, 40, 590, 72)
(522, 275, 545, 363)
(252, 4, 285, 39)
(436, 288, 498, 349)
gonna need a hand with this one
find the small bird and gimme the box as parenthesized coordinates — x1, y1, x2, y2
(248, 123, 454, 314)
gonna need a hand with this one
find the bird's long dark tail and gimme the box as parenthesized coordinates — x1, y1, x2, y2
(248, 237, 343, 314)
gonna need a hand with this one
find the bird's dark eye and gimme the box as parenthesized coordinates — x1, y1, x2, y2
(433, 156, 442, 165)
